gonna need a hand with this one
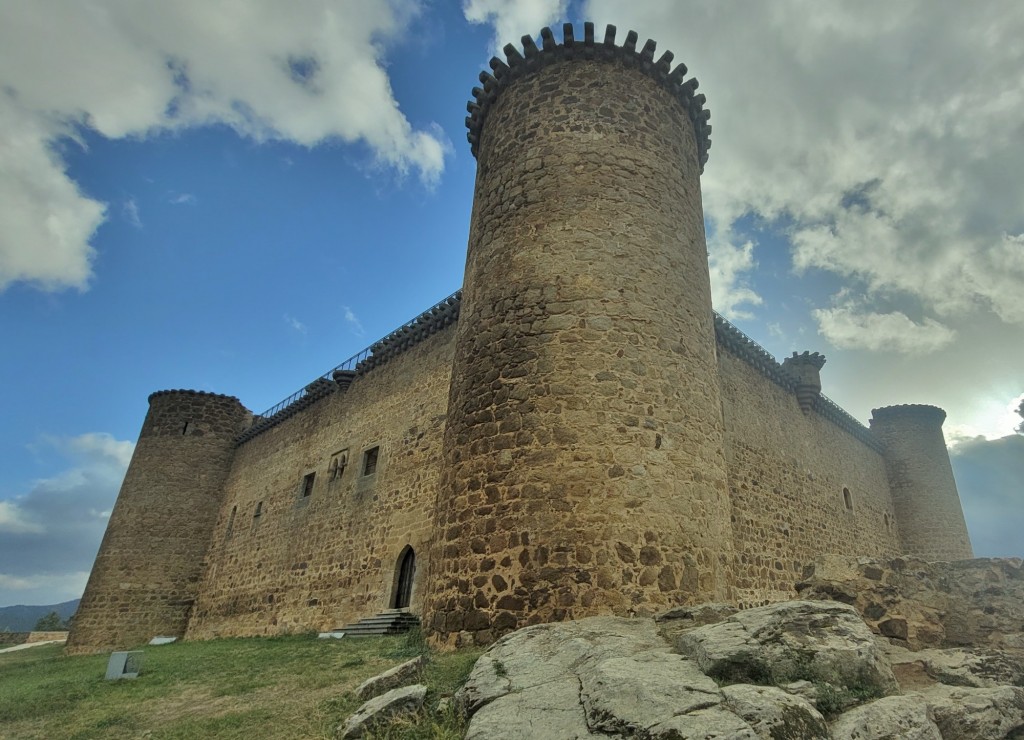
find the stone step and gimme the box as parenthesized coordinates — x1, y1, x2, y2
(338, 610, 421, 638)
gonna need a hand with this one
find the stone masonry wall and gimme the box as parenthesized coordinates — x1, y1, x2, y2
(185, 326, 456, 639)
(67, 391, 250, 654)
(718, 351, 902, 607)
(870, 405, 974, 561)
(426, 50, 735, 647)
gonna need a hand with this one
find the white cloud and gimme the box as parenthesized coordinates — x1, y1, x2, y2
(342, 305, 365, 337)
(463, 0, 569, 49)
(284, 313, 308, 335)
(0, 433, 133, 606)
(0, 501, 44, 535)
(168, 192, 196, 205)
(582, 0, 1024, 334)
(708, 235, 762, 319)
(122, 198, 142, 228)
(813, 304, 957, 354)
(0, 572, 90, 606)
(0, 0, 447, 294)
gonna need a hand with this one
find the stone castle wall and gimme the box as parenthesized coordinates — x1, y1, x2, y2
(66, 391, 250, 654)
(185, 326, 457, 639)
(718, 349, 902, 607)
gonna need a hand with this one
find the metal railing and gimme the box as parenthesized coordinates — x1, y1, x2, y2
(254, 289, 461, 420)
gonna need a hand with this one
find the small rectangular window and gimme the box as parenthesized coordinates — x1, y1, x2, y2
(302, 472, 316, 498)
(253, 501, 264, 526)
(362, 446, 379, 476)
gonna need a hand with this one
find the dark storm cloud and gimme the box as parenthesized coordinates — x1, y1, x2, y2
(952, 434, 1024, 558)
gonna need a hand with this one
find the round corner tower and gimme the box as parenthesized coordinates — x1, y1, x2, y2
(66, 390, 251, 654)
(425, 23, 735, 646)
(869, 404, 973, 561)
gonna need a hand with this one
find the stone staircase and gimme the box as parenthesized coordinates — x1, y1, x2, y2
(339, 608, 420, 637)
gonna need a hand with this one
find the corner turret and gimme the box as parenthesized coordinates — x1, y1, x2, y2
(869, 404, 973, 561)
(66, 390, 251, 654)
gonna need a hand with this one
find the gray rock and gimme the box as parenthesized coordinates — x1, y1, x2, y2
(783, 679, 819, 703)
(355, 654, 425, 700)
(721, 684, 828, 739)
(914, 648, 1024, 689)
(923, 684, 1024, 739)
(455, 654, 512, 715)
(830, 695, 941, 740)
(676, 600, 899, 698)
(655, 603, 738, 626)
(340, 684, 427, 739)
(465, 680, 596, 740)
(647, 706, 758, 739)
(458, 616, 667, 738)
(579, 650, 722, 734)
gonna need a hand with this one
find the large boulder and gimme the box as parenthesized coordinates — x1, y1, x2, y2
(675, 600, 899, 700)
(830, 695, 941, 740)
(923, 685, 1024, 740)
(458, 614, 830, 739)
(453, 597, 1024, 739)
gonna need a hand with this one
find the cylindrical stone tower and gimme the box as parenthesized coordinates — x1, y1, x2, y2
(426, 23, 735, 646)
(66, 390, 250, 654)
(870, 404, 973, 561)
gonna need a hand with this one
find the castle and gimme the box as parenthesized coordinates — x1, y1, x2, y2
(67, 23, 974, 654)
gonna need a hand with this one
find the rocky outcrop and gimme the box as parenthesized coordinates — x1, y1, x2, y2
(675, 600, 898, 699)
(797, 556, 1024, 651)
(455, 597, 1024, 739)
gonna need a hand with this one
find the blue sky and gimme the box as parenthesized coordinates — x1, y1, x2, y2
(1, 0, 1022, 606)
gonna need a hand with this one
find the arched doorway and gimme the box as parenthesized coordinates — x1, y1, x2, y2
(393, 546, 415, 609)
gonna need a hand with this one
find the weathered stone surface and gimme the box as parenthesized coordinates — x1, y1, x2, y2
(656, 603, 739, 642)
(676, 600, 898, 697)
(184, 327, 458, 640)
(648, 706, 759, 738)
(923, 685, 1024, 740)
(340, 684, 427, 739)
(884, 645, 1024, 689)
(465, 681, 596, 740)
(798, 556, 1024, 651)
(355, 655, 426, 701)
(830, 695, 941, 740)
(579, 650, 721, 734)
(721, 684, 828, 739)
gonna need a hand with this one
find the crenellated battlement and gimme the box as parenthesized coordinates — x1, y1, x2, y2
(871, 404, 947, 425)
(466, 22, 711, 169)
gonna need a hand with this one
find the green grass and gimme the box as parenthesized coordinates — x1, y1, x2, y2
(0, 632, 482, 739)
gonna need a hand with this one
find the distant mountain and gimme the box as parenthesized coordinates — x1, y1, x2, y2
(0, 599, 80, 632)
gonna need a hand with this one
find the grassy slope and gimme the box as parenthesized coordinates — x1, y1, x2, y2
(0, 632, 481, 740)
